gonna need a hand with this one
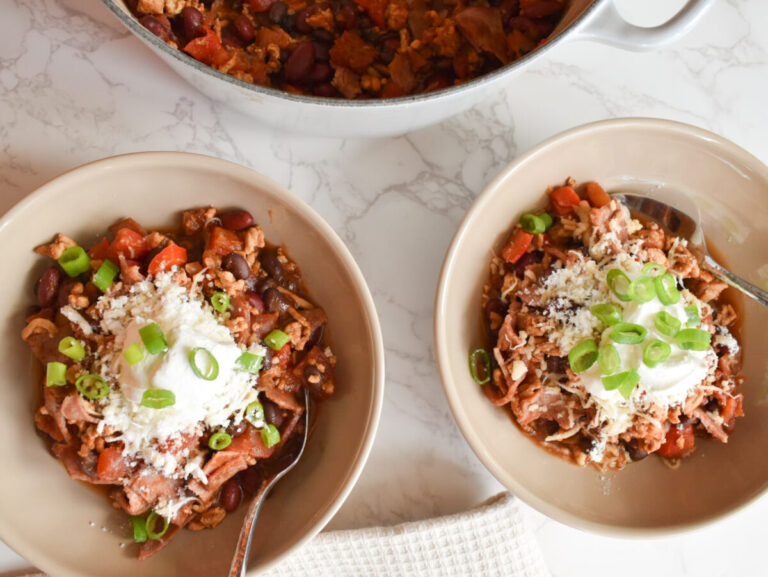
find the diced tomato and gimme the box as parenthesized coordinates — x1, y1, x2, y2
(107, 228, 148, 262)
(272, 344, 292, 371)
(88, 237, 110, 260)
(549, 185, 581, 216)
(96, 446, 131, 483)
(184, 27, 231, 68)
(352, 0, 388, 28)
(109, 217, 146, 237)
(720, 395, 743, 429)
(585, 182, 611, 208)
(228, 423, 277, 459)
(208, 226, 243, 256)
(147, 243, 188, 276)
(249, 0, 275, 12)
(500, 228, 534, 264)
(657, 423, 696, 459)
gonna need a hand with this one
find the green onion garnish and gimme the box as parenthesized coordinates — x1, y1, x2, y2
(46, 361, 68, 387)
(519, 213, 546, 234)
(122, 343, 145, 366)
(188, 347, 219, 381)
(675, 328, 712, 351)
(237, 352, 263, 373)
(643, 339, 672, 368)
(58, 336, 85, 362)
(539, 212, 553, 230)
(655, 272, 681, 305)
(469, 348, 491, 385)
(641, 262, 665, 278)
(654, 311, 681, 337)
(58, 246, 91, 278)
(245, 400, 265, 426)
(602, 369, 640, 399)
(139, 322, 168, 354)
(140, 388, 176, 409)
(260, 424, 281, 448)
(211, 291, 231, 313)
(607, 269, 632, 302)
(145, 512, 169, 540)
(75, 374, 110, 400)
(208, 430, 232, 451)
(568, 338, 598, 373)
(597, 343, 620, 375)
(93, 259, 119, 293)
(590, 303, 622, 326)
(264, 329, 291, 351)
(685, 304, 700, 327)
(610, 322, 648, 345)
(131, 516, 148, 543)
(628, 276, 656, 303)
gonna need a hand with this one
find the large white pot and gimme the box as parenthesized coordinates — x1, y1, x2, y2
(102, 0, 713, 138)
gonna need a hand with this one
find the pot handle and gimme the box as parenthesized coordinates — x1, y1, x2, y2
(575, 0, 715, 51)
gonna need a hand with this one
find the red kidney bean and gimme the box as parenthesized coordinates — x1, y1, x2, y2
(308, 63, 333, 83)
(220, 209, 254, 231)
(239, 467, 263, 496)
(311, 29, 335, 45)
(522, 0, 564, 18)
(220, 478, 243, 512)
(234, 14, 255, 42)
(268, 1, 288, 23)
(222, 252, 251, 280)
(263, 287, 292, 314)
(295, 7, 314, 34)
(284, 42, 315, 84)
(181, 6, 205, 40)
(314, 82, 337, 97)
(141, 15, 166, 38)
(335, 4, 357, 30)
(246, 290, 265, 313)
(263, 400, 285, 427)
(37, 267, 61, 308)
(313, 42, 330, 62)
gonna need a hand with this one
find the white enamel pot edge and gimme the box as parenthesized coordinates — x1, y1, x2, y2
(101, 0, 714, 138)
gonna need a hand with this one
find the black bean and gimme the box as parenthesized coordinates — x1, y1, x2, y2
(313, 42, 330, 62)
(304, 364, 326, 385)
(305, 323, 324, 350)
(314, 82, 337, 97)
(284, 41, 316, 84)
(181, 6, 205, 40)
(282, 13, 296, 33)
(269, 1, 287, 24)
(37, 266, 61, 308)
(227, 420, 248, 437)
(234, 14, 255, 43)
(545, 355, 569, 374)
(578, 436, 596, 454)
(312, 29, 335, 45)
(222, 252, 250, 280)
(624, 441, 649, 462)
(262, 400, 285, 427)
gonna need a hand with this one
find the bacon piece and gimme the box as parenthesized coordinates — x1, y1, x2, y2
(61, 393, 99, 424)
(693, 407, 728, 443)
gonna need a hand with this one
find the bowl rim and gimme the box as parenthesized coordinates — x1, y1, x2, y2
(0, 151, 386, 576)
(434, 117, 768, 537)
(99, 0, 603, 109)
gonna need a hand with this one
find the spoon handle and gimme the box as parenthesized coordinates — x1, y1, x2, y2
(229, 481, 272, 577)
(704, 255, 768, 308)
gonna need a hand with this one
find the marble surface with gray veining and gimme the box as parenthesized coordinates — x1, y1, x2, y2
(1, 0, 767, 575)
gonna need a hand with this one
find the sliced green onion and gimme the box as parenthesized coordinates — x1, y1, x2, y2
(122, 343, 145, 366)
(597, 343, 620, 375)
(260, 424, 281, 448)
(607, 269, 632, 302)
(188, 347, 219, 381)
(641, 262, 665, 278)
(46, 361, 68, 387)
(75, 374, 110, 400)
(264, 329, 291, 351)
(610, 322, 648, 345)
(211, 291, 231, 313)
(140, 388, 176, 409)
(655, 272, 681, 305)
(654, 311, 681, 337)
(208, 430, 232, 451)
(602, 369, 640, 399)
(519, 213, 546, 234)
(539, 212, 554, 231)
(628, 276, 656, 303)
(145, 512, 169, 540)
(245, 400, 265, 426)
(58, 336, 85, 362)
(139, 322, 168, 354)
(675, 328, 712, 351)
(469, 348, 491, 385)
(131, 516, 148, 543)
(685, 304, 700, 327)
(237, 352, 263, 373)
(58, 246, 91, 278)
(643, 339, 672, 368)
(93, 259, 119, 293)
(568, 339, 598, 373)
(590, 303, 622, 326)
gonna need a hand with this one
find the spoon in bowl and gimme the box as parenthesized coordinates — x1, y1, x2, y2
(228, 388, 311, 577)
(612, 192, 768, 308)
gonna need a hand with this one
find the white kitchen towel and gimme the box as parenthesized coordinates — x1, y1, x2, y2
(21, 492, 548, 577)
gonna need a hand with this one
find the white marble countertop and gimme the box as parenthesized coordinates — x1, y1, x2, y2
(1, 0, 767, 575)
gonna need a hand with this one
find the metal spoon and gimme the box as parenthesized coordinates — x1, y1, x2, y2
(612, 192, 768, 308)
(228, 389, 311, 577)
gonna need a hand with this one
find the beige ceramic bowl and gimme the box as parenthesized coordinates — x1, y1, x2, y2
(436, 118, 768, 534)
(0, 153, 384, 576)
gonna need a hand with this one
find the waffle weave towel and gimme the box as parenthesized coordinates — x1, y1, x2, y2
(22, 492, 548, 577)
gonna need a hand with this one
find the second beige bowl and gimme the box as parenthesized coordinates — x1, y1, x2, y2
(436, 118, 768, 534)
